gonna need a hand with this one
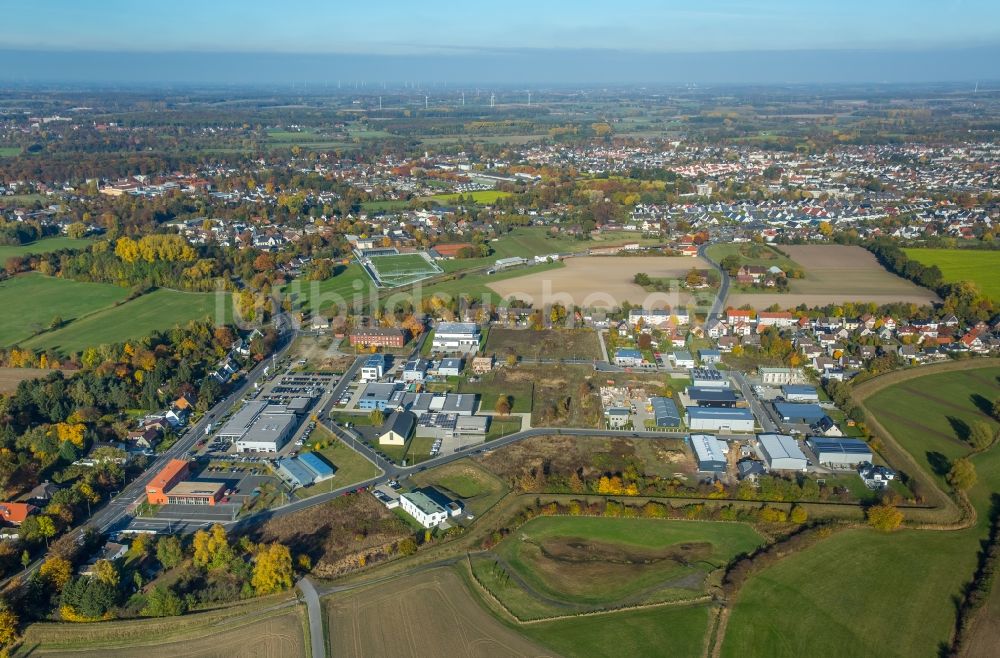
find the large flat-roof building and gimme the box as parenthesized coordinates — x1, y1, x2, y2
(145, 459, 224, 506)
(781, 385, 819, 403)
(432, 322, 481, 353)
(758, 433, 808, 471)
(650, 397, 681, 428)
(235, 412, 297, 453)
(686, 407, 755, 432)
(689, 434, 728, 472)
(275, 452, 337, 488)
(145, 459, 191, 506)
(399, 490, 450, 528)
(686, 387, 739, 408)
(358, 382, 399, 410)
(691, 368, 729, 389)
(401, 358, 429, 383)
(216, 400, 268, 439)
(773, 402, 826, 424)
(808, 438, 873, 467)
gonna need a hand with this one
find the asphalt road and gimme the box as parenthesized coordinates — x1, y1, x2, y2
(699, 242, 729, 325)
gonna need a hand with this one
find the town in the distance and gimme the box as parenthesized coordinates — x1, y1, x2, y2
(0, 21, 999, 658)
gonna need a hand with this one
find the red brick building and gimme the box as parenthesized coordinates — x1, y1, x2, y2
(349, 327, 408, 348)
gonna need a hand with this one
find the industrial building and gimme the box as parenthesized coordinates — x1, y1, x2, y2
(235, 411, 297, 453)
(274, 452, 336, 488)
(438, 358, 463, 377)
(432, 322, 481, 352)
(686, 387, 739, 408)
(758, 434, 808, 471)
(699, 348, 722, 364)
(686, 407, 755, 432)
(357, 382, 399, 410)
(689, 434, 728, 472)
(807, 438, 873, 467)
(401, 358, 430, 383)
(145, 459, 224, 506)
(614, 348, 643, 367)
(416, 413, 490, 439)
(605, 407, 631, 428)
(361, 353, 386, 381)
(758, 367, 806, 385)
(773, 402, 827, 424)
(650, 397, 681, 427)
(781, 385, 819, 403)
(670, 350, 695, 369)
(691, 368, 729, 388)
(216, 400, 268, 439)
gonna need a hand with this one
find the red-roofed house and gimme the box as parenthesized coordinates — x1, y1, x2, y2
(0, 502, 37, 526)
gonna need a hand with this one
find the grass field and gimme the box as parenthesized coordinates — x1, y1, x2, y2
(367, 252, 442, 287)
(0, 236, 93, 260)
(409, 460, 509, 516)
(706, 242, 799, 271)
(520, 602, 711, 658)
(721, 365, 1000, 658)
(282, 264, 371, 313)
(721, 527, 980, 658)
(0, 146, 21, 157)
(493, 516, 762, 610)
(325, 567, 551, 658)
(728, 245, 939, 308)
(437, 227, 590, 274)
(904, 248, 1000, 301)
(864, 367, 1000, 487)
(295, 426, 381, 498)
(422, 190, 512, 205)
(15, 597, 304, 657)
(23, 288, 230, 355)
(485, 328, 602, 361)
(0, 274, 130, 346)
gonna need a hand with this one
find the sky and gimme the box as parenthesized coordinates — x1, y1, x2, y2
(1, 1, 998, 84)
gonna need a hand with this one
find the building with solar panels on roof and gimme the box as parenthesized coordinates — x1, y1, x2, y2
(807, 438, 872, 468)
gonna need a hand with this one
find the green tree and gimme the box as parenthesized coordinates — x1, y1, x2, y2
(866, 503, 903, 532)
(141, 585, 186, 617)
(368, 408, 385, 426)
(968, 421, 996, 450)
(156, 535, 184, 569)
(947, 458, 977, 491)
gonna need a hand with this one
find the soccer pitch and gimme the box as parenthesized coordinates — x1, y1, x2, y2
(366, 252, 443, 287)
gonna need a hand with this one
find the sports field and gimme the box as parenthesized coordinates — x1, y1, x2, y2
(904, 248, 1000, 301)
(437, 227, 590, 273)
(0, 236, 92, 259)
(488, 516, 762, 613)
(23, 288, 230, 355)
(0, 274, 130, 346)
(325, 567, 550, 658)
(728, 245, 939, 308)
(367, 252, 442, 287)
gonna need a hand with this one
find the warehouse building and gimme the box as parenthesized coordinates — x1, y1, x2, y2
(401, 358, 430, 383)
(670, 350, 695, 369)
(685, 387, 739, 408)
(773, 402, 827, 424)
(807, 438, 873, 468)
(275, 452, 336, 488)
(686, 407, 755, 432)
(235, 411, 297, 453)
(416, 413, 490, 439)
(432, 322, 481, 352)
(758, 434, 808, 471)
(438, 358, 464, 377)
(357, 383, 399, 410)
(781, 385, 819, 403)
(650, 397, 681, 428)
(691, 368, 729, 389)
(606, 407, 631, 428)
(689, 434, 728, 472)
(216, 401, 268, 439)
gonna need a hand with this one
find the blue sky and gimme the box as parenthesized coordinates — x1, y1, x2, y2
(5, 0, 998, 53)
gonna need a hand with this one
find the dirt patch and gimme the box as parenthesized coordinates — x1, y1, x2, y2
(0, 368, 72, 393)
(486, 328, 601, 360)
(326, 567, 551, 658)
(730, 245, 938, 308)
(540, 537, 712, 566)
(488, 255, 704, 309)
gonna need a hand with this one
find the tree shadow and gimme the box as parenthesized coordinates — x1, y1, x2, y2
(926, 451, 951, 477)
(970, 393, 993, 417)
(947, 416, 970, 442)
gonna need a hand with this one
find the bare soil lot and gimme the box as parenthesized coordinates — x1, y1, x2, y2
(325, 567, 550, 658)
(0, 367, 71, 393)
(485, 327, 601, 360)
(728, 245, 938, 308)
(488, 256, 705, 309)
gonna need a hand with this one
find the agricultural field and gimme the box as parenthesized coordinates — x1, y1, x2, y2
(0, 274, 130, 346)
(324, 567, 551, 658)
(727, 245, 939, 308)
(366, 252, 442, 287)
(23, 288, 230, 355)
(409, 460, 509, 516)
(0, 367, 71, 393)
(488, 255, 705, 309)
(904, 248, 1000, 301)
(0, 236, 93, 259)
(15, 600, 305, 657)
(483, 516, 762, 616)
(485, 327, 602, 361)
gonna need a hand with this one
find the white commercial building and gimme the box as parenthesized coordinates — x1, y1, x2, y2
(235, 412, 297, 453)
(432, 322, 481, 353)
(689, 433, 728, 471)
(758, 433, 808, 471)
(686, 407, 755, 432)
